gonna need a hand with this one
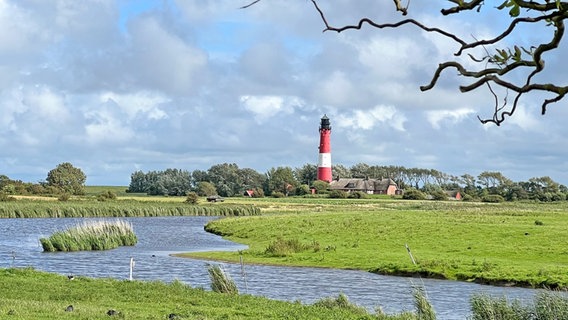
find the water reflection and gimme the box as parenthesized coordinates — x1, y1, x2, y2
(0, 216, 540, 319)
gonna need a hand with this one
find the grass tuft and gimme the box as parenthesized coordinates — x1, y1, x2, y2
(208, 264, 239, 295)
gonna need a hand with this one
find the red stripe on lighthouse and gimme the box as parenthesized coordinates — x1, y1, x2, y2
(317, 115, 332, 182)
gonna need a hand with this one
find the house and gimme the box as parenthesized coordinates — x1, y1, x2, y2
(329, 178, 399, 195)
(445, 190, 462, 200)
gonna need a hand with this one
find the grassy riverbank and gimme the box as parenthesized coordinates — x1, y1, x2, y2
(180, 198, 568, 289)
(0, 268, 416, 319)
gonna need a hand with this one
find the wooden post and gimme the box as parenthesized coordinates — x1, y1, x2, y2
(405, 244, 416, 265)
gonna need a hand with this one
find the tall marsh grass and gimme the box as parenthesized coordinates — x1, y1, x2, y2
(0, 200, 260, 218)
(208, 264, 239, 295)
(40, 220, 137, 252)
(470, 291, 568, 319)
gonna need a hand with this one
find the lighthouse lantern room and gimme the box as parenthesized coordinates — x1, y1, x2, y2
(317, 114, 332, 182)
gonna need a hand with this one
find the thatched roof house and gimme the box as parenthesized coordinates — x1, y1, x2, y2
(329, 178, 400, 195)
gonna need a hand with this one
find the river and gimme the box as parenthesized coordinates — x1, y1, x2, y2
(0, 216, 542, 319)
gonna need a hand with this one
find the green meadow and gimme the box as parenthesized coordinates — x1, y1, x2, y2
(3, 193, 568, 318)
(181, 198, 568, 289)
(0, 268, 402, 320)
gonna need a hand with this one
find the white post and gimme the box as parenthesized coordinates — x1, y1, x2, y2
(129, 257, 135, 281)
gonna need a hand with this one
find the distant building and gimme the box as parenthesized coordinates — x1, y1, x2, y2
(329, 178, 400, 195)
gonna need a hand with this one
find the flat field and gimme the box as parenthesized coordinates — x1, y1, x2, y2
(181, 198, 568, 288)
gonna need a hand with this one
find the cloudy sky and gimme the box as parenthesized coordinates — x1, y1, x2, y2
(2, 0, 568, 186)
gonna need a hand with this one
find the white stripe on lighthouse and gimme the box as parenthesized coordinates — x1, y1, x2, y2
(318, 153, 331, 168)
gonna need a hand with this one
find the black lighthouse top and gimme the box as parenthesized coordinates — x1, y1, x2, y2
(320, 114, 331, 130)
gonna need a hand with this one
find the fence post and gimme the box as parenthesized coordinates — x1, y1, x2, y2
(129, 257, 135, 281)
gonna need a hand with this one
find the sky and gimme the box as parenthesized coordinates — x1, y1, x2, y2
(1, 0, 568, 186)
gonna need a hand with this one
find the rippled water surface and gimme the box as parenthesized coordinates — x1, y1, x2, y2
(0, 216, 541, 319)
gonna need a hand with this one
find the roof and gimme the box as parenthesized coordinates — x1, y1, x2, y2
(329, 178, 397, 191)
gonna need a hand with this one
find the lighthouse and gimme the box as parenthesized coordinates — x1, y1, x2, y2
(317, 114, 332, 182)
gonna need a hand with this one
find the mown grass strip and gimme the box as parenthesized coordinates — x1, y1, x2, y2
(40, 220, 137, 252)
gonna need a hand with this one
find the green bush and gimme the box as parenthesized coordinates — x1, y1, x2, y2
(265, 238, 309, 257)
(313, 293, 368, 315)
(0, 193, 16, 202)
(348, 191, 368, 199)
(329, 190, 348, 199)
(402, 189, 426, 200)
(271, 191, 285, 198)
(58, 193, 71, 201)
(481, 194, 505, 203)
(430, 190, 448, 201)
(185, 192, 199, 204)
(97, 190, 117, 201)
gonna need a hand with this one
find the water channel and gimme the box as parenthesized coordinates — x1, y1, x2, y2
(0, 216, 542, 319)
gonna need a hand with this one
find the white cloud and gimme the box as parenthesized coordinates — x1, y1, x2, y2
(84, 108, 134, 145)
(507, 105, 541, 131)
(426, 108, 475, 129)
(240, 95, 301, 123)
(337, 105, 407, 131)
(100, 91, 169, 120)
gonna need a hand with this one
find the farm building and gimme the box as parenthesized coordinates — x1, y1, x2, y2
(329, 178, 400, 195)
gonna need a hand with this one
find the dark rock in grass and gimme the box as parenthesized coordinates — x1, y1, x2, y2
(65, 305, 74, 312)
(107, 309, 118, 316)
(168, 313, 179, 319)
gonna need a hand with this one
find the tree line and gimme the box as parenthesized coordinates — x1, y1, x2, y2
(126, 162, 568, 202)
(1, 161, 567, 202)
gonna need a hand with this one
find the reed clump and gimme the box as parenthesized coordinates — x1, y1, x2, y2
(470, 291, 568, 319)
(207, 264, 239, 295)
(40, 220, 137, 252)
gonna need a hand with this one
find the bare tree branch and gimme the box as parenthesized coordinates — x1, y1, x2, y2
(306, 0, 568, 125)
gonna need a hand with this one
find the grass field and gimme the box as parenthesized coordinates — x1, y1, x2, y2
(180, 198, 568, 289)
(0, 268, 416, 320)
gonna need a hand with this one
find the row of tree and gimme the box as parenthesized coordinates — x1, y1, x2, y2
(126, 162, 568, 202)
(1, 162, 567, 202)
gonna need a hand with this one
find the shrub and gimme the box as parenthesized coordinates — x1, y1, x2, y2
(461, 193, 475, 201)
(97, 190, 117, 201)
(265, 238, 309, 257)
(271, 191, 285, 198)
(328, 190, 348, 199)
(252, 187, 264, 198)
(57, 193, 71, 201)
(402, 189, 426, 200)
(348, 191, 368, 199)
(0, 193, 16, 202)
(430, 190, 448, 201)
(208, 264, 238, 295)
(313, 293, 368, 315)
(185, 192, 199, 204)
(481, 194, 505, 203)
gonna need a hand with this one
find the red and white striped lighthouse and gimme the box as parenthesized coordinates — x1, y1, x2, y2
(317, 114, 332, 182)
